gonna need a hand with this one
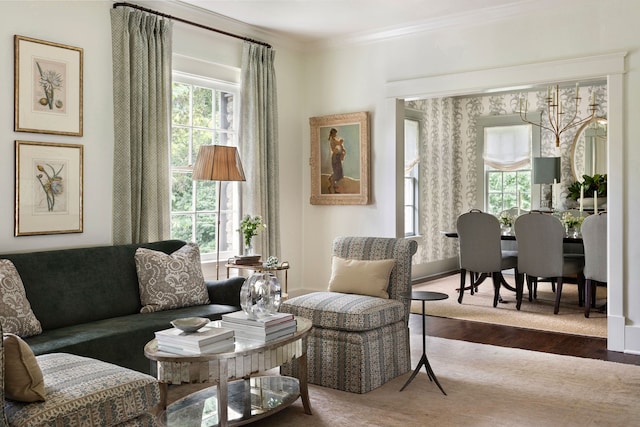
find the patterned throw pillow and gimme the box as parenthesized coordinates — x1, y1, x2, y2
(0, 259, 42, 337)
(3, 333, 46, 402)
(135, 243, 210, 313)
(328, 256, 396, 299)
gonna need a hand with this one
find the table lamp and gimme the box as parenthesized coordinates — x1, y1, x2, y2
(192, 145, 246, 279)
(533, 157, 561, 211)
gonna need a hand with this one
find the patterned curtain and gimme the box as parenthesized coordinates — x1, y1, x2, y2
(239, 43, 281, 259)
(110, 7, 172, 244)
(410, 98, 468, 264)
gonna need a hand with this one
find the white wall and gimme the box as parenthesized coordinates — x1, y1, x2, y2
(298, 0, 640, 353)
(0, 1, 114, 252)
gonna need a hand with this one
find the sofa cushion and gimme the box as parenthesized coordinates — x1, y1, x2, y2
(135, 243, 210, 313)
(279, 292, 406, 332)
(0, 259, 42, 337)
(328, 256, 396, 298)
(4, 353, 160, 426)
(24, 301, 240, 374)
(3, 333, 45, 402)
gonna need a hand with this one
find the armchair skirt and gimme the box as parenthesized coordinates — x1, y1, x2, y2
(280, 292, 410, 393)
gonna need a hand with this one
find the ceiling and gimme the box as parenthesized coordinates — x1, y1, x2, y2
(176, 0, 539, 46)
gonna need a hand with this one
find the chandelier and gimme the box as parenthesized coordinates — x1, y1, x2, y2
(519, 84, 598, 147)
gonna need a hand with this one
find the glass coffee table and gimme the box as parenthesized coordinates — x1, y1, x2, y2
(145, 316, 312, 426)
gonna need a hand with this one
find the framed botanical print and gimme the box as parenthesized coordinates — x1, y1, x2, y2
(15, 140, 84, 236)
(309, 111, 370, 205)
(14, 35, 83, 136)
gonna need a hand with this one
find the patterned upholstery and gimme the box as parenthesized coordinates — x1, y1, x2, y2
(280, 292, 406, 331)
(280, 236, 417, 393)
(2, 322, 160, 427)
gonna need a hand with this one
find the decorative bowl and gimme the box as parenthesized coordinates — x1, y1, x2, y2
(170, 317, 210, 333)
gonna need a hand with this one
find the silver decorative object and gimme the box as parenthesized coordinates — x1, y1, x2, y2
(240, 272, 282, 318)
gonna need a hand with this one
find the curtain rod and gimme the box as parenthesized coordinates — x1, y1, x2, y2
(112, 2, 272, 48)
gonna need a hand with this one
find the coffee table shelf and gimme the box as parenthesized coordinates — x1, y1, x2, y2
(161, 376, 300, 426)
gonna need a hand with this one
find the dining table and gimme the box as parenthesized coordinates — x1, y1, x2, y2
(441, 230, 584, 297)
(441, 231, 584, 244)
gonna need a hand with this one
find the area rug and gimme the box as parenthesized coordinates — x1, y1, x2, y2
(169, 333, 640, 426)
(410, 274, 607, 338)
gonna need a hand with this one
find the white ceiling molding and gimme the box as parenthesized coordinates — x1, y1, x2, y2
(386, 52, 628, 100)
(315, 0, 548, 50)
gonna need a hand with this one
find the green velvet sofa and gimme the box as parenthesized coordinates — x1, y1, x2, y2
(0, 240, 244, 374)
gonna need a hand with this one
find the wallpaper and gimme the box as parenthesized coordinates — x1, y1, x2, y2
(407, 83, 607, 265)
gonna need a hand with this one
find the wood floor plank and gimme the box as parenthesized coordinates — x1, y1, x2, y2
(411, 314, 640, 365)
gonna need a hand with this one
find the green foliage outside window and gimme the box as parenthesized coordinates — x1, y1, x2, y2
(487, 170, 531, 215)
(170, 79, 237, 256)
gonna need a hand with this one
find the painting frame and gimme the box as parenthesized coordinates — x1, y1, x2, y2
(14, 35, 83, 136)
(309, 111, 370, 205)
(15, 140, 84, 236)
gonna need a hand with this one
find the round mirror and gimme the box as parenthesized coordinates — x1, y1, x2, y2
(571, 117, 607, 181)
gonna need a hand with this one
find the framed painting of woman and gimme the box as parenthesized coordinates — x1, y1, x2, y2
(309, 111, 369, 205)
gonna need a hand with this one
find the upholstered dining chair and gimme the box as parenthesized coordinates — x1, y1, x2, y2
(456, 209, 518, 307)
(581, 212, 607, 318)
(513, 211, 585, 314)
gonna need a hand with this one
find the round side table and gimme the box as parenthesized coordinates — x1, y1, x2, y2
(400, 290, 448, 395)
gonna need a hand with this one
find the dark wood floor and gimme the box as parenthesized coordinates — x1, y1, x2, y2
(411, 313, 640, 365)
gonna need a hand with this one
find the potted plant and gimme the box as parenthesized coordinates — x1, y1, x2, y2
(567, 173, 607, 201)
(238, 214, 267, 255)
(498, 211, 514, 235)
(561, 211, 584, 237)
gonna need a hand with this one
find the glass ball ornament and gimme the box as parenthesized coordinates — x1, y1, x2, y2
(240, 272, 282, 318)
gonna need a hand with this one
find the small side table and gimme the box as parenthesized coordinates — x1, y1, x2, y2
(225, 261, 290, 296)
(400, 290, 448, 395)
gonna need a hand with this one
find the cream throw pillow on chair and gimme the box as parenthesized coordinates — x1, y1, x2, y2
(328, 256, 396, 298)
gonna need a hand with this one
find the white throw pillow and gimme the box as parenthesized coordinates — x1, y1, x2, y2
(328, 256, 396, 298)
(135, 243, 210, 313)
(0, 259, 42, 337)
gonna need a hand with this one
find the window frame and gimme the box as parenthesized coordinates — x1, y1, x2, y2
(476, 114, 541, 214)
(170, 71, 241, 262)
(404, 111, 422, 237)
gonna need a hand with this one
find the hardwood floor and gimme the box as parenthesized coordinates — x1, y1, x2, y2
(412, 313, 640, 365)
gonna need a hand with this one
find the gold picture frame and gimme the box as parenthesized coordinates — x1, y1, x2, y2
(309, 111, 370, 205)
(15, 140, 84, 236)
(14, 35, 83, 136)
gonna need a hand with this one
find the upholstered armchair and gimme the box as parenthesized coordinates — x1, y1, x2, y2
(279, 236, 418, 393)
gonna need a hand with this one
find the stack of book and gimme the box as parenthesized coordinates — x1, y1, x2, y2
(220, 311, 296, 342)
(228, 255, 261, 265)
(155, 326, 235, 355)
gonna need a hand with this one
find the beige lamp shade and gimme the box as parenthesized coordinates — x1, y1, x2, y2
(192, 145, 246, 182)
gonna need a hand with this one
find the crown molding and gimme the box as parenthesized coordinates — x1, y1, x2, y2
(309, 0, 549, 50)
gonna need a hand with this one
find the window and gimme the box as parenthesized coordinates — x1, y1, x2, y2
(170, 73, 240, 261)
(404, 116, 420, 236)
(484, 124, 532, 215)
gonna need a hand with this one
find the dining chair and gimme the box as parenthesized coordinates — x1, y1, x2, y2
(456, 209, 518, 307)
(581, 212, 607, 318)
(513, 211, 585, 314)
